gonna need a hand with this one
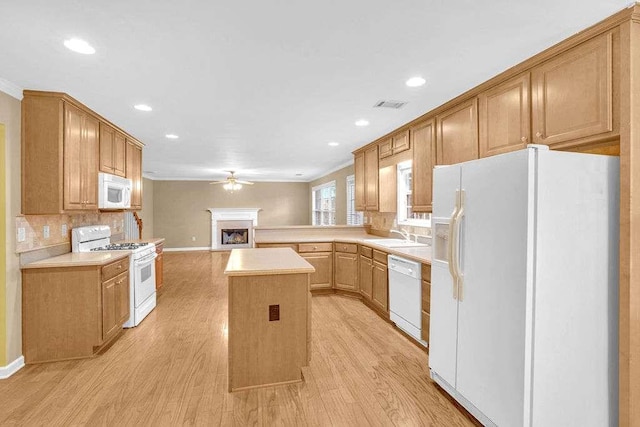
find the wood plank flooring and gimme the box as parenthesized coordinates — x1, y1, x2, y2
(0, 251, 476, 426)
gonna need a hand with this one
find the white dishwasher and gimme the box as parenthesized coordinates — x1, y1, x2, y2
(388, 254, 427, 347)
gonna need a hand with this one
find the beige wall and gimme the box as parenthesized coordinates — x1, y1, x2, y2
(140, 178, 154, 239)
(308, 164, 354, 225)
(1, 90, 22, 365)
(153, 181, 309, 248)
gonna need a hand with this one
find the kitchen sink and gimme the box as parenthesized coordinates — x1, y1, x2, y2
(362, 238, 429, 248)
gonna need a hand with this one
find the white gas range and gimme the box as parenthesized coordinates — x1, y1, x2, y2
(72, 225, 157, 328)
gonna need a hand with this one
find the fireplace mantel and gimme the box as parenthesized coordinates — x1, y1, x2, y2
(208, 208, 261, 250)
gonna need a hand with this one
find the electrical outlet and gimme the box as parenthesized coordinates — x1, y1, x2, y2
(269, 305, 280, 321)
(61, 223, 68, 236)
(17, 227, 26, 242)
(43, 225, 50, 239)
(191, 236, 196, 241)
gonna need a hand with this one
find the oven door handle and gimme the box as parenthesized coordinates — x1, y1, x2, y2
(135, 252, 158, 266)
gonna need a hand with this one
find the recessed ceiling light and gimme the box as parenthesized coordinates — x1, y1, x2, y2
(134, 104, 153, 112)
(355, 119, 369, 127)
(63, 38, 95, 55)
(328, 141, 340, 147)
(406, 76, 426, 87)
(165, 134, 179, 139)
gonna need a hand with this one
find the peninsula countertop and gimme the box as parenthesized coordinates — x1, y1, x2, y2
(21, 251, 130, 269)
(224, 248, 316, 276)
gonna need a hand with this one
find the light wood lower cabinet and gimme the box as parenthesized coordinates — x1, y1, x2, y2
(372, 260, 388, 313)
(359, 254, 373, 301)
(22, 256, 130, 364)
(155, 242, 164, 290)
(300, 252, 333, 290)
(421, 263, 432, 344)
(334, 243, 358, 291)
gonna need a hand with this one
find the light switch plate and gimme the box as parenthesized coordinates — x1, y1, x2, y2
(17, 227, 26, 242)
(61, 223, 68, 236)
(43, 225, 50, 239)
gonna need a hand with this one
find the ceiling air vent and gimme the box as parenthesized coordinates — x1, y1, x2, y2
(374, 100, 407, 109)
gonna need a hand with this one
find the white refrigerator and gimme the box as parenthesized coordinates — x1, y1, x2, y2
(429, 145, 619, 426)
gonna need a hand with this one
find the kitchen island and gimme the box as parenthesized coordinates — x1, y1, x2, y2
(224, 248, 315, 392)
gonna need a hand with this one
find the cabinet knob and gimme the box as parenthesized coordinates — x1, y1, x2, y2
(536, 131, 544, 139)
(116, 279, 124, 285)
(520, 136, 528, 143)
(313, 246, 317, 250)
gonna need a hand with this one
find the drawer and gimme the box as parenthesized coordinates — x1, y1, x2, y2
(298, 242, 333, 253)
(335, 242, 358, 254)
(360, 245, 373, 258)
(155, 242, 164, 254)
(373, 249, 387, 264)
(256, 243, 298, 252)
(102, 257, 129, 281)
(422, 263, 431, 280)
(422, 280, 431, 313)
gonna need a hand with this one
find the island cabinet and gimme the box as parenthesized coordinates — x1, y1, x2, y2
(22, 255, 130, 364)
(411, 119, 436, 212)
(436, 98, 479, 166)
(479, 73, 531, 158)
(22, 92, 100, 214)
(126, 139, 143, 210)
(371, 249, 389, 313)
(225, 248, 313, 392)
(421, 263, 432, 348)
(531, 31, 616, 149)
(99, 123, 126, 177)
(334, 243, 359, 292)
(298, 243, 333, 290)
(359, 246, 373, 302)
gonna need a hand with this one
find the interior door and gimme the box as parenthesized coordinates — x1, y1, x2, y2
(429, 164, 461, 388)
(454, 150, 531, 426)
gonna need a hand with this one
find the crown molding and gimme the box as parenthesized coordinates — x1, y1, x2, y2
(0, 77, 23, 100)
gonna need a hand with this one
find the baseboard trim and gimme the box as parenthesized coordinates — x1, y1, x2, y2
(164, 247, 210, 252)
(0, 355, 25, 379)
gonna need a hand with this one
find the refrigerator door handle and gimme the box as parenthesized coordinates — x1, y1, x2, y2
(452, 190, 465, 301)
(448, 190, 460, 299)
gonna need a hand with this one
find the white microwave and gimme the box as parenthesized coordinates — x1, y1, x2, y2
(99, 172, 132, 209)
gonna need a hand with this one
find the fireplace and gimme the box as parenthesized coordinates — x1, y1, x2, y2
(208, 208, 260, 251)
(221, 228, 249, 245)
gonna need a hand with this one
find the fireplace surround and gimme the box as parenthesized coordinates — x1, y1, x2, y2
(208, 208, 260, 250)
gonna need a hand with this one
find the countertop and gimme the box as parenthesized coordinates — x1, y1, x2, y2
(255, 232, 432, 265)
(225, 248, 316, 277)
(116, 237, 165, 246)
(21, 251, 130, 269)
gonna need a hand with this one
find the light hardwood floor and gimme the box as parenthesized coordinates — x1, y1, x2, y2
(0, 251, 476, 426)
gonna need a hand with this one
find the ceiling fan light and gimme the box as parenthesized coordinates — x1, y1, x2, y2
(234, 183, 242, 190)
(223, 182, 232, 191)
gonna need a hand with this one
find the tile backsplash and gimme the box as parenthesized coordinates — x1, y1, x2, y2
(364, 211, 432, 237)
(15, 212, 125, 253)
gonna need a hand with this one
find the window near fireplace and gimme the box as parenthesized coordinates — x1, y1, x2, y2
(221, 228, 249, 245)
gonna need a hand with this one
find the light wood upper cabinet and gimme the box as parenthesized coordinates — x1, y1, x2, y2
(411, 119, 436, 212)
(63, 103, 99, 211)
(436, 98, 479, 165)
(126, 139, 143, 210)
(364, 145, 379, 211)
(378, 165, 397, 213)
(531, 32, 613, 147)
(379, 138, 393, 159)
(479, 73, 531, 158)
(354, 152, 365, 211)
(99, 123, 126, 177)
(378, 130, 410, 160)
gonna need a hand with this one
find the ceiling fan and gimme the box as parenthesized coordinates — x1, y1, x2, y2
(210, 171, 254, 192)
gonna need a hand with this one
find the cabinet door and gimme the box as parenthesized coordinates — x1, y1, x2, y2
(113, 131, 127, 177)
(359, 255, 373, 301)
(115, 272, 130, 325)
(372, 261, 388, 312)
(392, 129, 410, 154)
(99, 123, 115, 173)
(83, 115, 99, 209)
(63, 104, 85, 210)
(479, 73, 530, 157)
(102, 276, 118, 341)
(354, 152, 365, 211)
(436, 98, 479, 165)
(155, 252, 164, 290)
(364, 145, 379, 211)
(334, 252, 358, 291)
(378, 165, 397, 213)
(412, 119, 436, 212)
(531, 32, 613, 147)
(126, 140, 143, 209)
(301, 252, 333, 290)
(378, 138, 393, 159)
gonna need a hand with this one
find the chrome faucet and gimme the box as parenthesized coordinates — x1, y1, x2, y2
(390, 229, 412, 241)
